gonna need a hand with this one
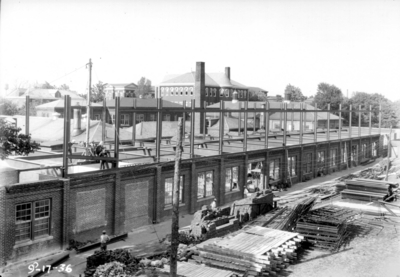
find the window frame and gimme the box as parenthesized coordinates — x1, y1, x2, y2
(15, 199, 51, 243)
(305, 153, 313, 174)
(164, 176, 184, 206)
(269, 158, 280, 181)
(225, 166, 239, 193)
(288, 155, 297, 177)
(197, 170, 214, 199)
(120, 114, 129, 126)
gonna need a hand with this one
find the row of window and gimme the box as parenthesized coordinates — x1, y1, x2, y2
(160, 87, 194, 97)
(205, 88, 247, 99)
(111, 114, 173, 125)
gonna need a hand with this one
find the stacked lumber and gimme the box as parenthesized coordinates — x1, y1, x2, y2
(161, 261, 239, 277)
(341, 179, 398, 202)
(269, 197, 316, 231)
(190, 226, 304, 276)
(295, 207, 357, 251)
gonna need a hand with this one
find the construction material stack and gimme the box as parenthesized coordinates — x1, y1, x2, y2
(295, 206, 358, 251)
(341, 179, 398, 202)
(190, 226, 304, 276)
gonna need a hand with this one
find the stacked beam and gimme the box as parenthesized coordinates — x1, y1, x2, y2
(190, 226, 304, 276)
(341, 179, 398, 202)
(295, 207, 357, 251)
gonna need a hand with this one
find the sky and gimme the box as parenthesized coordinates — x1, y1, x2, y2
(1, 0, 400, 101)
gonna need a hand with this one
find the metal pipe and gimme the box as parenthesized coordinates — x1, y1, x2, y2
(243, 101, 248, 152)
(338, 104, 342, 140)
(131, 99, 136, 146)
(290, 103, 294, 132)
(283, 102, 287, 146)
(253, 102, 256, 132)
(378, 103, 382, 134)
(85, 59, 92, 150)
(314, 103, 318, 143)
(203, 101, 207, 138)
(102, 100, 106, 142)
(156, 98, 163, 162)
(299, 103, 303, 145)
(190, 99, 195, 158)
(327, 104, 330, 141)
(114, 96, 120, 168)
(238, 102, 242, 136)
(25, 95, 29, 135)
(62, 95, 71, 177)
(358, 105, 362, 137)
(369, 105, 372, 136)
(219, 101, 224, 155)
(349, 105, 352, 138)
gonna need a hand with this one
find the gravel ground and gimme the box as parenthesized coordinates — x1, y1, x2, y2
(287, 216, 400, 277)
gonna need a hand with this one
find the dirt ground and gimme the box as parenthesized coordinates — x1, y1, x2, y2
(286, 215, 400, 277)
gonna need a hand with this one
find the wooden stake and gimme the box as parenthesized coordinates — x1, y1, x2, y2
(170, 117, 184, 277)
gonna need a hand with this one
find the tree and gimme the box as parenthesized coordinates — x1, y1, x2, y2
(0, 118, 40, 160)
(39, 81, 56, 89)
(313, 83, 343, 113)
(284, 84, 306, 101)
(0, 98, 19, 115)
(79, 81, 106, 103)
(58, 84, 70, 90)
(17, 100, 41, 116)
(136, 77, 153, 98)
(249, 91, 268, 101)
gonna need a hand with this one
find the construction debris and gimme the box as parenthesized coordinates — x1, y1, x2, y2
(295, 206, 358, 251)
(189, 226, 304, 276)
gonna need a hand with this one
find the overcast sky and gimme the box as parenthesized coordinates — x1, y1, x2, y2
(1, 0, 400, 101)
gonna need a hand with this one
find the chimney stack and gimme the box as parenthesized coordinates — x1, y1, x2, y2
(225, 67, 230, 80)
(72, 106, 83, 136)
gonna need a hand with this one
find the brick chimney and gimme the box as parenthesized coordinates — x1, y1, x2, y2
(225, 67, 230, 80)
(194, 62, 205, 134)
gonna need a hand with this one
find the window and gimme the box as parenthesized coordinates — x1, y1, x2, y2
(330, 149, 337, 166)
(94, 114, 101, 120)
(361, 143, 367, 158)
(213, 89, 216, 97)
(220, 89, 224, 97)
(163, 114, 171, 121)
(269, 159, 280, 180)
(16, 200, 50, 242)
(317, 151, 325, 166)
(149, 114, 156, 121)
(342, 146, 347, 164)
(112, 114, 115, 124)
(305, 153, 312, 174)
(137, 114, 144, 123)
(120, 114, 129, 126)
(164, 176, 184, 206)
(288, 156, 297, 177)
(225, 89, 230, 97)
(205, 88, 208, 96)
(197, 171, 213, 198)
(372, 142, 377, 157)
(225, 166, 239, 192)
(351, 145, 358, 163)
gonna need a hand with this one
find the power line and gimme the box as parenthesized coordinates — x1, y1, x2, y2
(48, 64, 86, 85)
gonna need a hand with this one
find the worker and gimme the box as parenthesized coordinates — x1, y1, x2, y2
(100, 230, 110, 251)
(67, 140, 75, 162)
(383, 185, 396, 202)
(210, 198, 217, 210)
(97, 141, 110, 170)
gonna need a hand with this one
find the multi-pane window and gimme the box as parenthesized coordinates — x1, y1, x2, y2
(164, 176, 184, 206)
(94, 114, 101, 120)
(330, 149, 337, 166)
(317, 151, 325, 167)
(305, 153, 313, 174)
(351, 145, 358, 163)
(342, 146, 347, 164)
(137, 114, 144, 123)
(120, 114, 129, 126)
(16, 200, 50, 242)
(225, 166, 239, 192)
(288, 156, 297, 177)
(197, 171, 213, 199)
(372, 142, 377, 157)
(361, 143, 367, 158)
(149, 114, 156, 121)
(205, 88, 208, 96)
(269, 159, 280, 180)
(225, 89, 230, 97)
(163, 114, 171, 121)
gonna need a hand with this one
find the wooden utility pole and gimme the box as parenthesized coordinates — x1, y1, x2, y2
(170, 117, 184, 277)
(85, 58, 92, 153)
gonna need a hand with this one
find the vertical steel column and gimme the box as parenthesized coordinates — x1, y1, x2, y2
(369, 105, 372, 136)
(190, 99, 195, 158)
(238, 102, 242, 136)
(279, 103, 283, 130)
(131, 99, 136, 146)
(156, 98, 163, 162)
(25, 95, 29, 135)
(327, 104, 331, 141)
(243, 101, 248, 152)
(219, 101, 224, 155)
(182, 101, 186, 144)
(102, 100, 106, 142)
(290, 103, 294, 132)
(203, 101, 207, 138)
(62, 95, 71, 178)
(264, 101, 269, 149)
(358, 105, 362, 137)
(299, 103, 304, 145)
(114, 97, 120, 168)
(338, 104, 342, 169)
(253, 102, 256, 132)
(283, 102, 287, 146)
(339, 104, 342, 139)
(314, 103, 318, 143)
(378, 104, 382, 134)
(349, 105, 352, 138)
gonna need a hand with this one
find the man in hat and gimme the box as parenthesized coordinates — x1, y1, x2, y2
(210, 198, 217, 210)
(100, 230, 110, 251)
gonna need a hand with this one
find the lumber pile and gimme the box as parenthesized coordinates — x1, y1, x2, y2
(341, 179, 398, 202)
(230, 192, 274, 223)
(190, 226, 304, 276)
(295, 206, 357, 251)
(161, 261, 239, 277)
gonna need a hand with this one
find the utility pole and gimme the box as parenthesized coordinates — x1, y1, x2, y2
(170, 117, 184, 277)
(85, 58, 92, 153)
(385, 125, 392, 181)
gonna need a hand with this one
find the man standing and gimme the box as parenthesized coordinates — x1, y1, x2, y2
(100, 230, 110, 251)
